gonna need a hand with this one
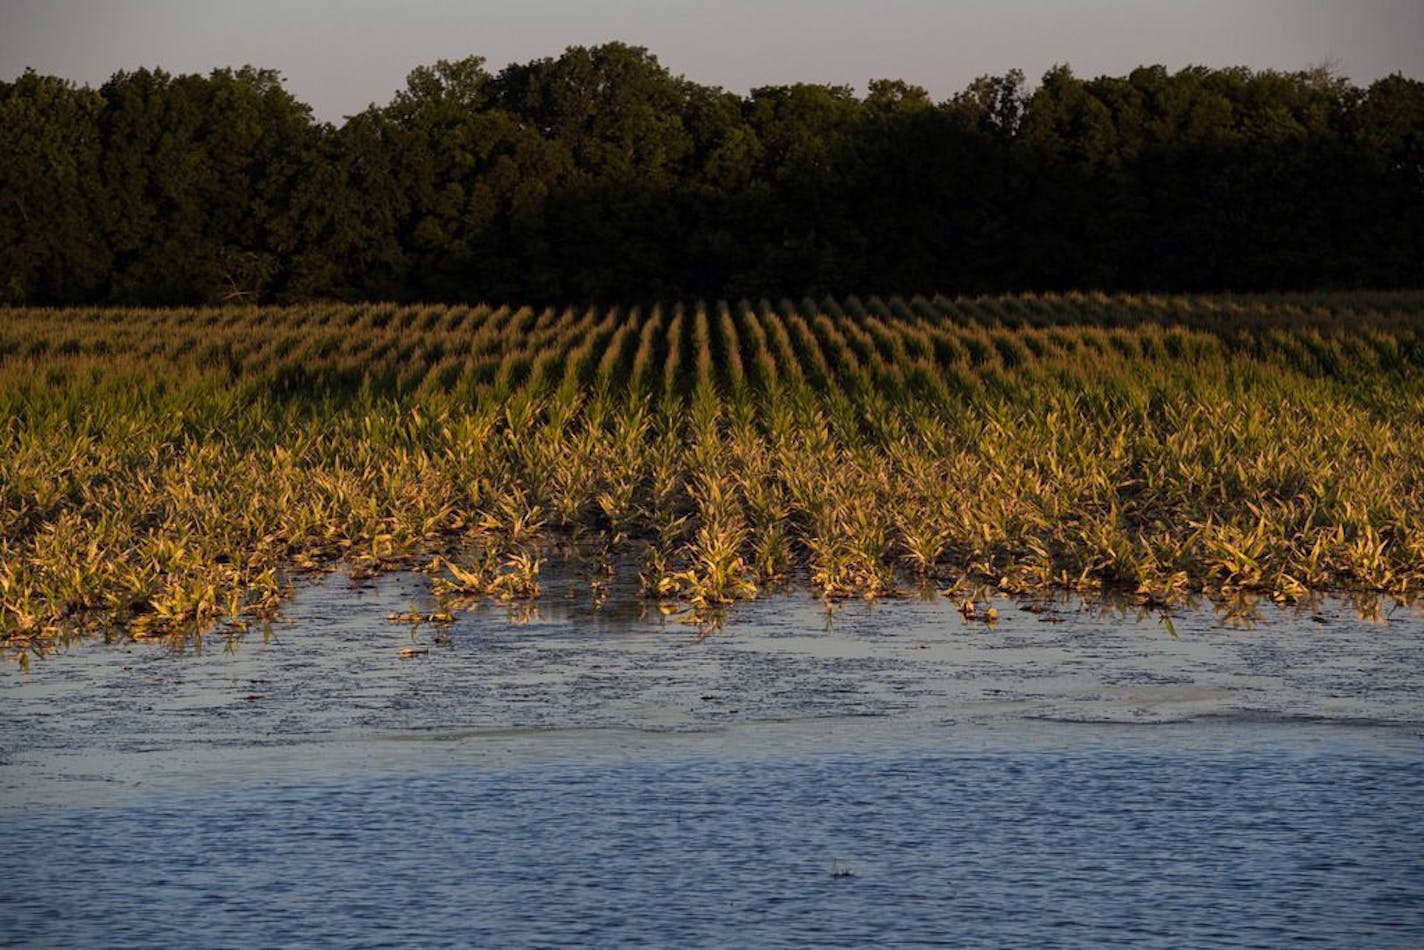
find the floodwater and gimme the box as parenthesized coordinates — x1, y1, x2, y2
(2, 567, 1422, 947)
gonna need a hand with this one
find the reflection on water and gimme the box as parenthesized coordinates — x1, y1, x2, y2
(1, 566, 1422, 946)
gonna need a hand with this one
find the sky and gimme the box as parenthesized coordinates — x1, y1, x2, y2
(3, 0, 1422, 123)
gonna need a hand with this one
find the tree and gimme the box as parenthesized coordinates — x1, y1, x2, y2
(3, 53, 1422, 304)
(0, 70, 110, 303)
(97, 66, 319, 303)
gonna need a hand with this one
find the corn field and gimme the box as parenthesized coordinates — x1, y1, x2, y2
(4, 292, 1424, 652)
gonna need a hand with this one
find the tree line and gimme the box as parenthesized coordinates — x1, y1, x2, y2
(3, 43, 1421, 305)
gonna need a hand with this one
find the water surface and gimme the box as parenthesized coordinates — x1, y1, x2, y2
(3, 570, 1421, 946)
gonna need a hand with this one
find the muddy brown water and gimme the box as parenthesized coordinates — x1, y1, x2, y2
(3, 566, 1422, 946)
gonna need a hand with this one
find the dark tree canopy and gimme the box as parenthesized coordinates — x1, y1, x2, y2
(2, 44, 1421, 305)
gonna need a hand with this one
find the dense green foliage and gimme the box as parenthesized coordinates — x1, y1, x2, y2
(4, 45, 1422, 305)
(4, 294, 1424, 650)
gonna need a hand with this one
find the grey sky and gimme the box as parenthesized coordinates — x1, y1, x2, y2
(3, 0, 1421, 123)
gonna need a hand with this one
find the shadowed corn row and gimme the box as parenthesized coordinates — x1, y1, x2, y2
(3, 292, 1424, 651)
